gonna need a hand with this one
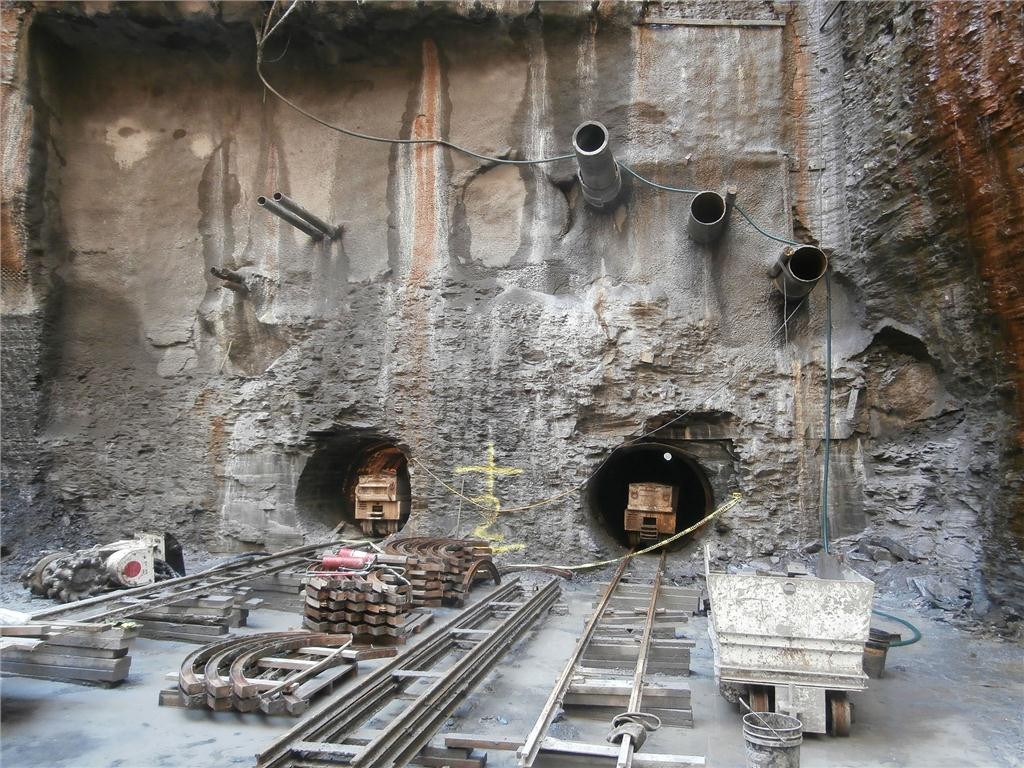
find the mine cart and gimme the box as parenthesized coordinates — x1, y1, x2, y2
(624, 482, 678, 546)
(354, 473, 409, 536)
(705, 549, 874, 736)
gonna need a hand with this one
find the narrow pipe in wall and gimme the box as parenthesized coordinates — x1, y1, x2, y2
(687, 186, 736, 244)
(273, 192, 340, 239)
(210, 266, 248, 294)
(257, 195, 325, 240)
(572, 121, 621, 209)
(769, 245, 828, 298)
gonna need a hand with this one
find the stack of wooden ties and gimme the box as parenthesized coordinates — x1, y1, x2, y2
(0, 620, 138, 686)
(301, 569, 432, 643)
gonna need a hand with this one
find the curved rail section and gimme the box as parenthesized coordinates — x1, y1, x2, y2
(257, 576, 560, 768)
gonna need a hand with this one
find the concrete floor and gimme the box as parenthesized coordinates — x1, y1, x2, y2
(1, 580, 1022, 768)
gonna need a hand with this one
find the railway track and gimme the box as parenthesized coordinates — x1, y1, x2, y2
(518, 552, 705, 767)
(27, 541, 344, 625)
(256, 576, 560, 768)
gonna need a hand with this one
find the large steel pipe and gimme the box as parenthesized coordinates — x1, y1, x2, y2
(687, 187, 736, 244)
(769, 245, 828, 298)
(572, 121, 621, 209)
(273, 192, 340, 239)
(257, 195, 324, 240)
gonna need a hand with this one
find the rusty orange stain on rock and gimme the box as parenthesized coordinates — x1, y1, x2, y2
(925, 3, 1024, 443)
(408, 38, 441, 285)
(1, 203, 23, 273)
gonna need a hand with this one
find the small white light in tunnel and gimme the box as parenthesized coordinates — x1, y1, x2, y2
(663, 452, 672, 461)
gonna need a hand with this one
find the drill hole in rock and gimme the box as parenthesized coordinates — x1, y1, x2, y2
(587, 442, 714, 548)
(296, 436, 411, 537)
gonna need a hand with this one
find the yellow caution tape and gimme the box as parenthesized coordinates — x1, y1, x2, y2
(508, 492, 743, 572)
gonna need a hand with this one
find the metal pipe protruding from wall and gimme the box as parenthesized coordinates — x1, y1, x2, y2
(687, 186, 737, 244)
(572, 121, 621, 209)
(210, 266, 248, 294)
(257, 195, 324, 240)
(769, 245, 829, 298)
(272, 192, 341, 239)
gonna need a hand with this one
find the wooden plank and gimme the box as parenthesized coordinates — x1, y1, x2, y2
(592, 624, 683, 639)
(443, 733, 523, 751)
(32, 643, 129, 659)
(139, 629, 237, 644)
(291, 741, 362, 759)
(566, 681, 691, 710)
(0, 623, 116, 636)
(540, 737, 704, 765)
(648, 706, 694, 728)
(256, 657, 320, 671)
(0, 649, 127, 671)
(0, 657, 131, 683)
(412, 747, 485, 768)
(578, 659, 688, 674)
(135, 619, 230, 635)
(392, 669, 443, 679)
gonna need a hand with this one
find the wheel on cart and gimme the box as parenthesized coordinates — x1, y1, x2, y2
(627, 532, 641, 547)
(826, 691, 851, 737)
(748, 686, 773, 713)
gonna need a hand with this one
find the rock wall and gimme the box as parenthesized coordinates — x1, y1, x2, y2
(1, 1, 1020, 632)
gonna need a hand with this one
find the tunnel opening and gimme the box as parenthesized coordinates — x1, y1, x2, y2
(587, 442, 714, 548)
(295, 434, 411, 537)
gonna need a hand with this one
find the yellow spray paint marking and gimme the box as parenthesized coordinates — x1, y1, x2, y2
(455, 443, 525, 552)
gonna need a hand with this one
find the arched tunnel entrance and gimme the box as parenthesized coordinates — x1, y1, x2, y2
(587, 442, 714, 548)
(295, 435, 411, 537)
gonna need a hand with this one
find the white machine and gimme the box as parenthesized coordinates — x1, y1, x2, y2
(21, 533, 182, 603)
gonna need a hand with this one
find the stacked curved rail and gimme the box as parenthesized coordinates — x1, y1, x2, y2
(162, 631, 397, 716)
(377, 537, 500, 607)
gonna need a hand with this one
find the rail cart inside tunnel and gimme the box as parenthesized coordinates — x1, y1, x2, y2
(623, 481, 679, 546)
(705, 548, 875, 736)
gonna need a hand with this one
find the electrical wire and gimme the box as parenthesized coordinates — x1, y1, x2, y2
(821, 270, 833, 553)
(618, 163, 702, 195)
(510, 492, 743, 572)
(733, 203, 805, 247)
(256, 0, 574, 167)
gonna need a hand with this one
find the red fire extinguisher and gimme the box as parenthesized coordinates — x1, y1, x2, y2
(321, 547, 376, 571)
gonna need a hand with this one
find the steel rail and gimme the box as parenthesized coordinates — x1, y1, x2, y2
(518, 556, 631, 767)
(616, 550, 667, 768)
(179, 631, 307, 696)
(257, 578, 527, 768)
(356, 579, 560, 767)
(30, 541, 349, 623)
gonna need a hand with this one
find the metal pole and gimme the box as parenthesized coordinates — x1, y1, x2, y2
(257, 195, 325, 239)
(572, 121, 621, 209)
(273, 192, 340, 239)
(687, 190, 729, 243)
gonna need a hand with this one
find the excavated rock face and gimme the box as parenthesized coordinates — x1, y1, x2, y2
(1, 1, 1020, 632)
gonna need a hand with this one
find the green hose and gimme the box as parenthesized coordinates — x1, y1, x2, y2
(871, 608, 922, 647)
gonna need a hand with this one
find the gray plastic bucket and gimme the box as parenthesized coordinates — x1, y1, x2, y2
(743, 712, 803, 768)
